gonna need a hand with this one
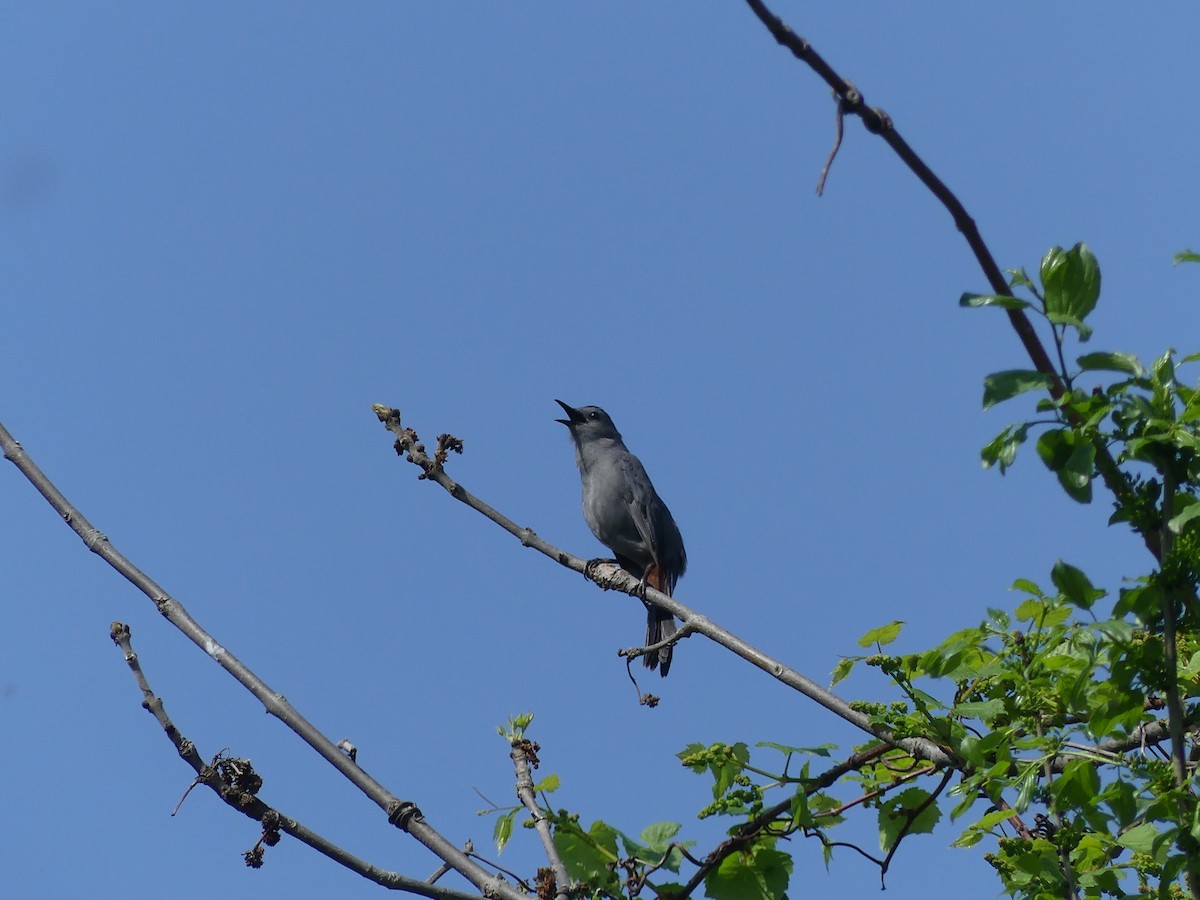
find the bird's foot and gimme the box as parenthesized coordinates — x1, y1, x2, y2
(584, 558, 620, 585)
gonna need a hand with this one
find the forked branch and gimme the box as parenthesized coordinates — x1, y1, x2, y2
(109, 622, 486, 900)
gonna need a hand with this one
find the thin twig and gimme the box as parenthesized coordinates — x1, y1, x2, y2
(108, 622, 487, 900)
(428, 842, 474, 886)
(805, 831, 886, 868)
(620, 621, 695, 666)
(464, 851, 535, 892)
(815, 89, 846, 196)
(1049, 717, 1178, 771)
(817, 764, 937, 819)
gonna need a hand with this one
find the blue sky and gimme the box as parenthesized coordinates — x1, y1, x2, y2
(3, 3, 1198, 898)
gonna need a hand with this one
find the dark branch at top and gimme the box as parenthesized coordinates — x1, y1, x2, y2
(741, 0, 1152, 559)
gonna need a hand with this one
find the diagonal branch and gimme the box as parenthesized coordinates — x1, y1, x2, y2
(373, 406, 955, 769)
(740, 0, 1152, 559)
(109, 622, 487, 900)
(0, 420, 521, 900)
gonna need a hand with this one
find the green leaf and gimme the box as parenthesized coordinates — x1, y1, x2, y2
(1168, 501, 1200, 534)
(1046, 311, 1093, 342)
(1049, 759, 1101, 808)
(554, 820, 621, 889)
(788, 789, 815, 830)
(959, 293, 1032, 311)
(493, 809, 516, 854)
(1094, 617, 1134, 643)
(952, 807, 1016, 846)
(1152, 348, 1176, 387)
(1087, 684, 1149, 739)
(1041, 242, 1101, 326)
(857, 620, 904, 648)
(755, 741, 834, 758)
(1168, 428, 1200, 451)
(1050, 560, 1105, 609)
(1182, 650, 1200, 678)
(1035, 429, 1094, 503)
(953, 699, 1005, 723)
(1014, 766, 1039, 812)
(983, 370, 1056, 410)
(1178, 395, 1200, 424)
(1010, 578, 1046, 598)
(1014, 598, 1045, 622)
(498, 711, 535, 739)
(1114, 581, 1162, 623)
(1100, 779, 1138, 828)
(1007, 267, 1035, 290)
(1061, 437, 1096, 497)
(878, 787, 941, 852)
(1070, 833, 1116, 875)
(1173, 249, 1200, 265)
(830, 657, 856, 686)
(1076, 351, 1144, 377)
(587, 820, 621, 856)
(950, 828, 984, 849)
(532, 773, 560, 793)
(1116, 822, 1159, 855)
(981, 423, 1029, 473)
(705, 844, 792, 900)
(639, 821, 681, 853)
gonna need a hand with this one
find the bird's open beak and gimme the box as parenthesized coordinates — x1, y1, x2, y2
(555, 399, 584, 426)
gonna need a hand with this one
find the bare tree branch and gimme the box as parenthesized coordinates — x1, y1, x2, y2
(0, 421, 521, 900)
(373, 406, 955, 769)
(739, 0, 1153, 560)
(108, 622, 489, 900)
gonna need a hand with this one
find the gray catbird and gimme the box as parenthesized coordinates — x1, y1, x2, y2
(555, 400, 687, 676)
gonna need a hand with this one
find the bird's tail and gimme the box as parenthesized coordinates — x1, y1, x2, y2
(643, 565, 677, 677)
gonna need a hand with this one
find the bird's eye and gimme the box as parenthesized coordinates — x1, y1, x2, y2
(588, 411, 599, 420)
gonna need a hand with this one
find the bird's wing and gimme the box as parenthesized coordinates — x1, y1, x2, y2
(619, 456, 661, 568)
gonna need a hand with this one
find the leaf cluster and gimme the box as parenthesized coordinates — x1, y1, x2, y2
(835, 563, 1200, 898)
(484, 248, 1200, 900)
